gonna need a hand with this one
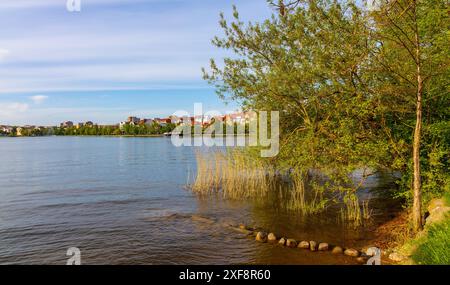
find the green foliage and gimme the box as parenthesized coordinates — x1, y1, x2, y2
(203, 0, 449, 218)
(412, 216, 450, 265)
(54, 123, 176, 136)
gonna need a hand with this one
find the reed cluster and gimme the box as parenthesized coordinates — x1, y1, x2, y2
(192, 150, 373, 225)
(192, 149, 277, 199)
(339, 194, 372, 227)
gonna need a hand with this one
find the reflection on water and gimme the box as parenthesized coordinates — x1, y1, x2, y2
(0, 137, 399, 264)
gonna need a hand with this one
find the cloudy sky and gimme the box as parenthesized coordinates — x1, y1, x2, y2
(0, 0, 272, 125)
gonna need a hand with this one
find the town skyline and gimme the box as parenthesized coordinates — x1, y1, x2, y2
(0, 0, 270, 126)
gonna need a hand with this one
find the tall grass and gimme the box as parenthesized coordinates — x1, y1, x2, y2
(192, 149, 277, 199)
(339, 194, 372, 227)
(412, 217, 450, 264)
(192, 150, 331, 214)
(286, 173, 328, 214)
(191, 149, 372, 224)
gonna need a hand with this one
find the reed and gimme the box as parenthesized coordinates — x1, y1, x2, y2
(192, 150, 332, 215)
(286, 172, 328, 215)
(338, 194, 373, 227)
(192, 149, 277, 199)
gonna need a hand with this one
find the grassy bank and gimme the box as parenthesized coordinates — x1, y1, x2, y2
(393, 192, 450, 265)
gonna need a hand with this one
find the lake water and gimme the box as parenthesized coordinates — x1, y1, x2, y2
(0, 137, 398, 265)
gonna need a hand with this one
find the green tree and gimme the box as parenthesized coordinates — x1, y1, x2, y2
(370, 0, 449, 231)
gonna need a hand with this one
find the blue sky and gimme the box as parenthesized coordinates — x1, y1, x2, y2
(0, 0, 272, 126)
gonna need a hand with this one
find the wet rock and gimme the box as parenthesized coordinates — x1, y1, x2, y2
(256, 232, 268, 243)
(389, 252, 406, 262)
(298, 241, 310, 249)
(318, 243, 329, 251)
(267, 233, 277, 242)
(191, 215, 215, 224)
(278, 237, 287, 246)
(344, 248, 360, 257)
(239, 224, 247, 230)
(331, 246, 343, 254)
(356, 256, 368, 264)
(286, 239, 297, 248)
(309, 241, 317, 251)
(230, 226, 253, 235)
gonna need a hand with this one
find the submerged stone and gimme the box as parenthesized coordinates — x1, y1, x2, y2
(309, 241, 317, 251)
(344, 248, 360, 257)
(267, 233, 277, 242)
(298, 241, 310, 249)
(318, 243, 329, 251)
(331, 246, 343, 254)
(286, 239, 297, 248)
(256, 232, 268, 243)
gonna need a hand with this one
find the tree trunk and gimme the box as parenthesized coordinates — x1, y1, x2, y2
(412, 74, 423, 232)
(412, 2, 423, 231)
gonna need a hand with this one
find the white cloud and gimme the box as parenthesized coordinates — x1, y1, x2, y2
(0, 102, 29, 117)
(0, 48, 10, 61)
(30, 95, 49, 104)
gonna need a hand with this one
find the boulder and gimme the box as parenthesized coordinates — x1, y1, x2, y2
(309, 241, 317, 252)
(298, 241, 310, 249)
(389, 252, 406, 262)
(318, 243, 329, 251)
(278, 237, 287, 246)
(267, 233, 277, 242)
(255, 232, 268, 243)
(356, 256, 368, 264)
(331, 246, 343, 254)
(286, 239, 298, 248)
(344, 248, 360, 257)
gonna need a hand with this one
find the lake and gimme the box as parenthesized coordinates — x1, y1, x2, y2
(0, 136, 398, 264)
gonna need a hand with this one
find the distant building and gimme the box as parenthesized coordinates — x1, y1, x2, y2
(127, 116, 140, 124)
(60, 121, 74, 128)
(139, 118, 154, 126)
(119, 121, 128, 129)
(0, 126, 13, 133)
(16, 127, 24, 136)
(154, 118, 171, 126)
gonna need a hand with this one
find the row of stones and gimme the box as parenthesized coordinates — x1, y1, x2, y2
(250, 228, 370, 263)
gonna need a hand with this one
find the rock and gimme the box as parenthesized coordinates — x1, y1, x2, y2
(309, 241, 317, 251)
(344, 248, 360, 257)
(239, 224, 247, 230)
(255, 232, 268, 243)
(298, 241, 310, 249)
(286, 239, 298, 248)
(426, 206, 450, 226)
(427, 199, 446, 213)
(356, 256, 368, 264)
(230, 226, 253, 235)
(278, 237, 286, 246)
(267, 233, 277, 242)
(389, 252, 406, 262)
(331, 246, 343, 254)
(318, 243, 329, 251)
(191, 215, 216, 224)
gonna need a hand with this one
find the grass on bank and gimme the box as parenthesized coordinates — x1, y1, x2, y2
(411, 217, 450, 265)
(403, 192, 450, 265)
